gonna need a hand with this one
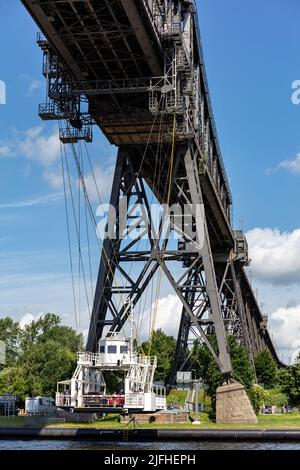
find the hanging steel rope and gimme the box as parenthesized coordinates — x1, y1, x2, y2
(148, 113, 177, 354)
(59, 121, 129, 337)
(58, 96, 167, 345)
(60, 140, 78, 333)
(61, 140, 92, 323)
(82, 103, 163, 341)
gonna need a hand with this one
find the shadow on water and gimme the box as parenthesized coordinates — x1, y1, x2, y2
(0, 441, 300, 450)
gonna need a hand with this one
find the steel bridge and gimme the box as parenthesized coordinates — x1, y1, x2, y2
(21, 0, 283, 382)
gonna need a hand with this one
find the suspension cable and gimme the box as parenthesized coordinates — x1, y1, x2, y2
(62, 142, 92, 324)
(82, 103, 162, 339)
(148, 113, 177, 354)
(64, 132, 128, 338)
(60, 140, 78, 333)
(82, 149, 95, 302)
(136, 107, 164, 340)
(58, 100, 163, 346)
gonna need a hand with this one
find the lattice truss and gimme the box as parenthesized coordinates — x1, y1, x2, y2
(85, 141, 253, 381)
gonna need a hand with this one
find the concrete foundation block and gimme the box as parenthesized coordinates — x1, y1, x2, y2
(120, 410, 189, 425)
(57, 409, 97, 423)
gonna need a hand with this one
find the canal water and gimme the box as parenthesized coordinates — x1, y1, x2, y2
(0, 440, 299, 450)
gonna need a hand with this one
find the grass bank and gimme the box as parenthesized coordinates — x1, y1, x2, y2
(1, 413, 300, 430)
(53, 413, 300, 430)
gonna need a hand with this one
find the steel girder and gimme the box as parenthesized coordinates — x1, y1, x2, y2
(170, 258, 257, 384)
(87, 142, 233, 378)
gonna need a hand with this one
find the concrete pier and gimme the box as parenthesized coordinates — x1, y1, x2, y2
(216, 383, 258, 424)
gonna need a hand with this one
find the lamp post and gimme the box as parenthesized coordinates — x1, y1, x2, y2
(191, 370, 201, 425)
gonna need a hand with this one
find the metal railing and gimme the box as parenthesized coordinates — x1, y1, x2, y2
(77, 351, 157, 367)
(56, 393, 73, 407)
(155, 396, 166, 409)
(59, 126, 93, 144)
(50, 78, 155, 97)
(160, 22, 181, 36)
(38, 103, 73, 121)
(82, 394, 125, 407)
(36, 32, 48, 46)
(77, 352, 94, 365)
(153, 385, 166, 397)
(125, 393, 144, 408)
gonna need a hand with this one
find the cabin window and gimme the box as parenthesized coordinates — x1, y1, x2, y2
(107, 345, 117, 354)
(99, 346, 105, 353)
(120, 345, 128, 354)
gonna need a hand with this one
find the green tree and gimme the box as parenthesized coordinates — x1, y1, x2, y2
(228, 336, 255, 390)
(249, 384, 271, 413)
(191, 335, 255, 411)
(254, 349, 278, 387)
(21, 340, 77, 397)
(191, 336, 223, 403)
(0, 367, 28, 401)
(141, 329, 176, 382)
(20, 313, 83, 353)
(18, 314, 83, 396)
(0, 313, 83, 399)
(277, 364, 300, 406)
(249, 385, 289, 413)
(0, 318, 21, 367)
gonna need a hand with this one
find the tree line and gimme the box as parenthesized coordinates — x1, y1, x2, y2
(0, 314, 82, 400)
(144, 329, 300, 412)
(0, 314, 299, 413)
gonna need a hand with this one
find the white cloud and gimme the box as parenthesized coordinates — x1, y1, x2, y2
(246, 227, 300, 362)
(1, 127, 115, 200)
(0, 126, 60, 166)
(270, 305, 300, 363)
(43, 164, 113, 202)
(153, 294, 182, 335)
(83, 165, 114, 202)
(0, 192, 63, 209)
(246, 227, 300, 284)
(19, 312, 43, 329)
(278, 153, 300, 175)
(19, 74, 42, 97)
(0, 144, 12, 158)
(43, 169, 64, 189)
(137, 294, 182, 341)
(17, 126, 60, 166)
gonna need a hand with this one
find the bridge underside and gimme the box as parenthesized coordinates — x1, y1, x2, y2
(22, 0, 164, 145)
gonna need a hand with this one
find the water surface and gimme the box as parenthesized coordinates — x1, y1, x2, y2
(0, 440, 299, 450)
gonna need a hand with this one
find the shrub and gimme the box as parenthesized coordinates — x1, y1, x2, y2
(249, 384, 270, 413)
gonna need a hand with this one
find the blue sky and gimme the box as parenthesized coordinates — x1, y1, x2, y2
(0, 0, 300, 361)
(199, 0, 300, 231)
(0, 0, 117, 329)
